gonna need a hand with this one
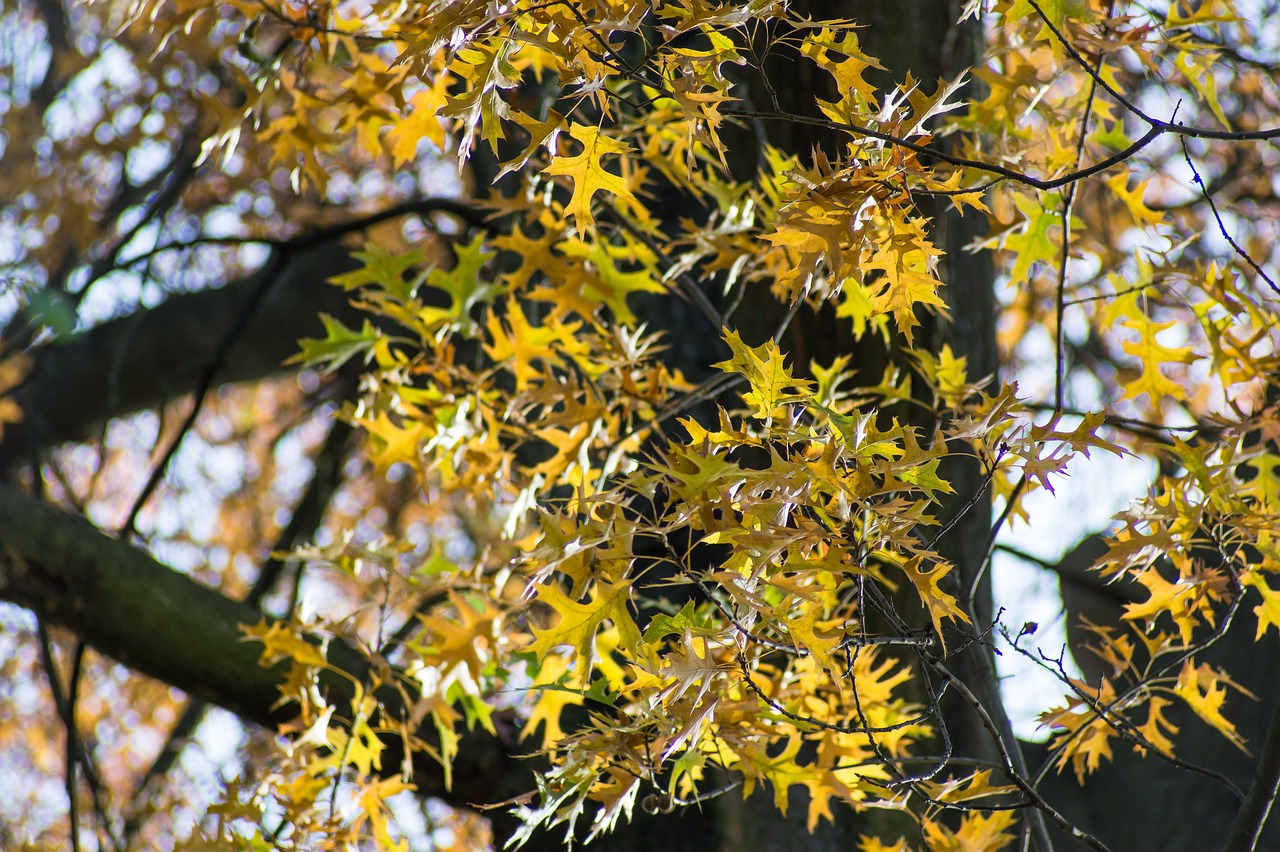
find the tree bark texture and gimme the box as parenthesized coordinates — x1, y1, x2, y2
(1, 243, 360, 472)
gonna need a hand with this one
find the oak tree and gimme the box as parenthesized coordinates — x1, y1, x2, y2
(2, 1, 1280, 851)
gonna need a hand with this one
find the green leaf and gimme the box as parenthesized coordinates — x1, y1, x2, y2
(420, 233, 500, 335)
(289, 313, 380, 370)
(330, 245, 428, 303)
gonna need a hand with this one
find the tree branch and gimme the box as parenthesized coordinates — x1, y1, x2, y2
(1, 243, 362, 472)
(0, 484, 530, 819)
(1223, 637, 1280, 852)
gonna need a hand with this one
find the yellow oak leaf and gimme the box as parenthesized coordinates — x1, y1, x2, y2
(864, 223, 947, 346)
(331, 691, 383, 776)
(413, 590, 501, 679)
(1118, 316, 1197, 404)
(353, 776, 416, 851)
(858, 838, 915, 852)
(1105, 169, 1164, 226)
(1123, 565, 1218, 644)
(442, 41, 518, 155)
(241, 619, 327, 668)
(736, 734, 815, 816)
(1041, 677, 1120, 782)
(898, 556, 969, 640)
(802, 29, 883, 106)
(482, 300, 584, 391)
(1134, 696, 1179, 757)
(499, 108, 566, 178)
(419, 233, 500, 335)
(919, 769, 1019, 805)
(543, 123, 638, 231)
(521, 652, 583, 748)
(533, 237, 666, 323)
(1173, 661, 1250, 751)
(1007, 0, 1095, 56)
(787, 603, 844, 677)
(904, 72, 970, 137)
(355, 410, 430, 471)
(922, 809, 1017, 852)
(1174, 49, 1229, 128)
(1242, 571, 1280, 640)
(387, 83, 448, 167)
(1002, 192, 1064, 288)
(527, 579, 641, 673)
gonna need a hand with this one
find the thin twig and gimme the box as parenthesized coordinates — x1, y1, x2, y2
(1179, 139, 1279, 298)
(968, 474, 1028, 608)
(1049, 0, 1110, 411)
(933, 661, 1105, 852)
(1003, 625, 1245, 801)
(36, 623, 121, 851)
(117, 250, 287, 538)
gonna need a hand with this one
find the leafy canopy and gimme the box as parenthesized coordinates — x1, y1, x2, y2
(4, 0, 1280, 850)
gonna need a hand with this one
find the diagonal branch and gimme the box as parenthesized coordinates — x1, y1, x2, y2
(2, 242, 362, 473)
(3, 197, 485, 474)
(0, 484, 531, 819)
(1224, 654, 1280, 852)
